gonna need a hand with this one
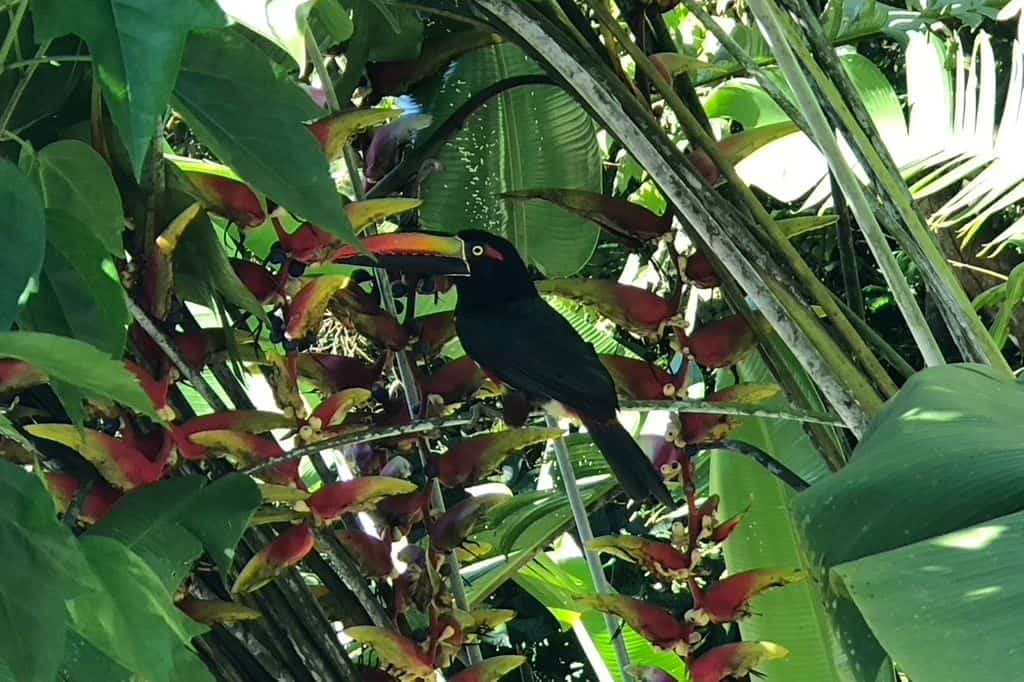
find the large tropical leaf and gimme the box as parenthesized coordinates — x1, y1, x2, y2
(0, 160, 45, 331)
(417, 43, 602, 276)
(794, 364, 1024, 682)
(710, 355, 872, 682)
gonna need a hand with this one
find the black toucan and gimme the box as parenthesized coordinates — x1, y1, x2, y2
(335, 230, 674, 507)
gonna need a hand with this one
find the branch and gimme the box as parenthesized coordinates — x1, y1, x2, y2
(619, 399, 846, 427)
(709, 440, 811, 491)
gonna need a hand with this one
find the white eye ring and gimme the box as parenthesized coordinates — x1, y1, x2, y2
(470, 244, 485, 257)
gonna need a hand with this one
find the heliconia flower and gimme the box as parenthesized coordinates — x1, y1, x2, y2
(393, 545, 435, 615)
(502, 189, 671, 246)
(25, 424, 168, 490)
(644, 435, 691, 484)
(172, 327, 253, 371)
(172, 410, 293, 461)
(187, 429, 303, 488)
(688, 494, 720, 546)
(374, 487, 432, 539)
(124, 361, 175, 422)
(365, 114, 433, 186)
(685, 121, 799, 187)
(687, 641, 789, 682)
(273, 218, 339, 265)
(342, 626, 435, 680)
(331, 278, 385, 315)
(418, 356, 486, 404)
(307, 108, 401, 162)
(537, 279, 679, 338)
(687, 569, 806, 625)
(45, 472, 121, 524)
(709, 508, 746, 545)
(342, 198, 423, 235)
(454, 609, 517, 641)
(435, 427, 562, 488)
(677, 315, 756, 369)
(230, 259, 281, 304)
(428, 610, 465, 668)
(348, 310, 410, 351)
(575, 594, 702, 656)
(450, 655, 527, 682)
(683, 251, 720, 289)
(678, 384, 781, 445)
(175, 160, 265, 227)
(0, 359, 46, 395)
(308, 477, 419, 525)
(428, 493, 510, 553)
(232, 522, 315, 594)
(412, 311, 457, 359)
(311, 388, 372, 431)
(295, 353, 384, 393)
(587, 535, 692, 581)
(285, 275, 351, 341)
(262, 352, 307, 420)
(335, 529, 395, 578)
(626, 665, 679, 682)
(600, 355, 683, 400)
(176, 597, 261, 625)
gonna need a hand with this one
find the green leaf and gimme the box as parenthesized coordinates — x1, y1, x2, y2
(795, 364, 1024, 682)
(418, 43, 601, 276)
(312, 0, 353, 43)
(0, 461, 96, 682)
(172, 29, 358, 246)
(217, 0, 316, 67)
(365, 2, 423, 62)
(60, 632, 132, 682)
(833, 509, 1024, 682)
(89, 474, 261, 590)
(0, 331, 157, 420)
(67, 535, 209, 682)
(31, 0, 226, 178)
(21, 210, 129, 356)
(709, 355, 854, 682)
(32, 140, 124, 255)
(0, 159, 45, 331)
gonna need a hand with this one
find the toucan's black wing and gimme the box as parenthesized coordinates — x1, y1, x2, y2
(455, 297, 618, 421)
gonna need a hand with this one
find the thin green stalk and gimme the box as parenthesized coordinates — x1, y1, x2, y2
(831, 172, 865, 319)
(468, 0, 874, 433)
(0, 38, 51, 134)
(746, 0, 945, 367)
(0, 0, 27, 67)
(546, 415, 632, 679)
(0, 54, 90, 71)
(585, 0, 897, 399)
(776, 0, 1009, 370)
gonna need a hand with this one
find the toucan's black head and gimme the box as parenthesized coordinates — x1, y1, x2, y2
(455, 230, 536, 309)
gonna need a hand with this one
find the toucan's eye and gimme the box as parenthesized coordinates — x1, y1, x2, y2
(470, 244, 485, 257)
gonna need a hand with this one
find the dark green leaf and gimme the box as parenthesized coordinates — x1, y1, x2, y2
(180, 474, 262, 576)
(60, 632, 132, 682)
(418, 43, 601, 276)
(312, 0, 353, 43)
(21, 210, 129, 356)
(31, 0, 226, 178)
(366, 2, 423, 62)
(0, 461, 95, 682)
(32, 141, 124, 255)
(172, 29, 358, 246)
(67, 536, 208, 682)
(0, 331, 158, 420)
(0, 160, 45, 331)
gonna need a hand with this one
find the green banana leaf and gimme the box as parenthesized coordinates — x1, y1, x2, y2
(417, 43, 601, 276)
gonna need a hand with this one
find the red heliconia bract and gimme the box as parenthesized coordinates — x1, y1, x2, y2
(45, 472, 121, 524)
(709, 509, 745, 545)
(502, 188, 671, 246)
(537, 279, 679, 338)
(310, 388, 372, 432)
(349, 310, 410, 350)
(413, 312, 457, 359)
(688, 569, 805, 625)
(186, 429, 303, 489)
(683, 251, 720, 289)
(679, 315, 756, 369)
(286, 275, 351, 341)
(626, 666, 678, 682)
(576, 594, 701, 655)
(0, 359, 46, 395)
(307, 477, 419, 526)
(428, 493, 509, 553)
(686, 641, 789, 682)
(171, 410, 292, 461)
(335, 529, 394, 578)
(342, 626, 435, 680)
(180, 168, 265, 227)
(273, 218, 339, 265)
(306, 109, 400, 162)
(679, 384, 780, 445)
(428, 610, 465, 668)
(124, 360, 175, 422)
(295, 353, 384, 393)
(25, 424, 169, 491)
(374, 487, 432, 539)
(600, 355, 682, 400)
(589, 535, 693, 581)
(434, 427, 561, 488)
(230, 259, 281, 304)
(418, 356, 486, 404)
(232, 522, 315, 594)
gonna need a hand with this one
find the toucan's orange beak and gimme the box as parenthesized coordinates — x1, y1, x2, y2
(332, 233, 470, 275)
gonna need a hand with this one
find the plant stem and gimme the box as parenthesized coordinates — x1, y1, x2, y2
(0, 38, 52, 134)
(746, 0, 945, 368)
(714, 440, 811, 490)
(547, 415, 632, 678)
(831, 172, 865, 318)
(0, 54, 91, 71)
(0, 0, 28, 67)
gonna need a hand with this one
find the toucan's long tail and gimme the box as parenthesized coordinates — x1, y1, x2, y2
(583, 418, 675, 508)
